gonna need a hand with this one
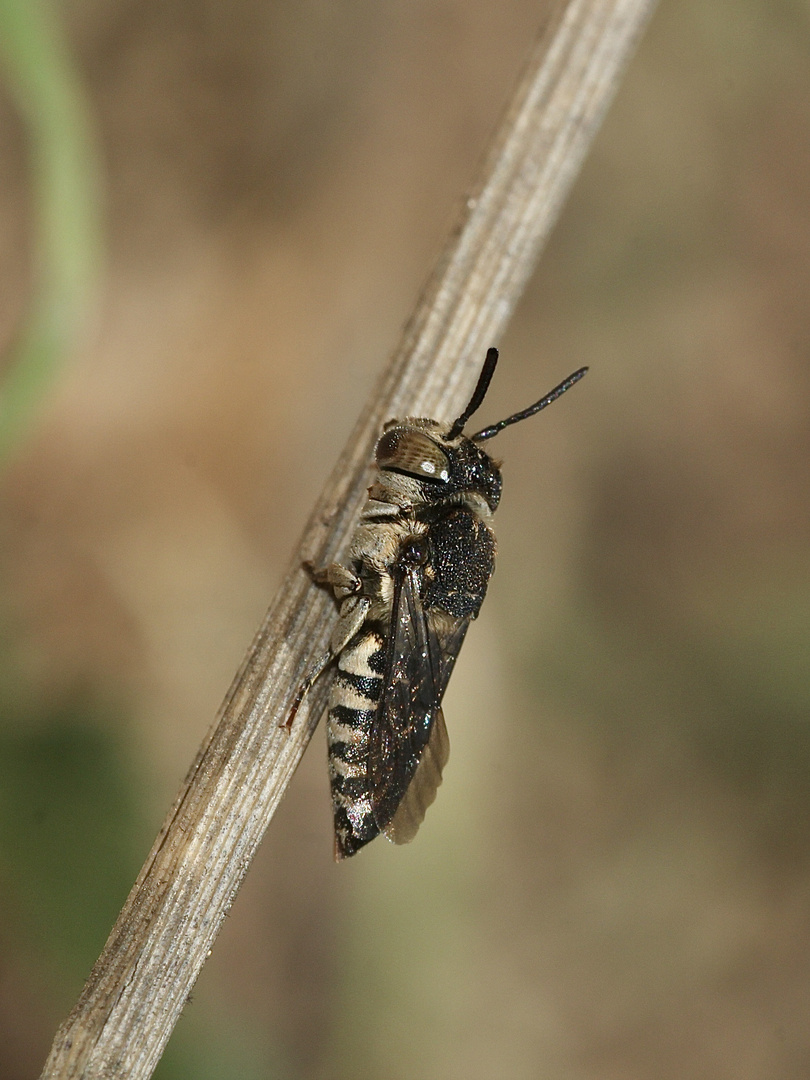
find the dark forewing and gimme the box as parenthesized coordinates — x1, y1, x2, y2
(368, 564, 470, 832)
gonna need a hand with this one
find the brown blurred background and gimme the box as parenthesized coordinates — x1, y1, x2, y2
(1, 1, 810, 1077)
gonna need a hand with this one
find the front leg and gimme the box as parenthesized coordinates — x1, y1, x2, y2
(305, 558, 372, 655)
(309, 559, 372, 652)
(305, 560, 362, 601)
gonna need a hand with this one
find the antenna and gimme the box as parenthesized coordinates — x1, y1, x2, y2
(447, 347, 499, 440)
(472, 366, 588, 442)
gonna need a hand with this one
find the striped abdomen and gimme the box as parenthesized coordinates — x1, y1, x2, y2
(327, 626, 386, 859)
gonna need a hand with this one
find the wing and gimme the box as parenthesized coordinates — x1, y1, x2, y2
(367, 561, 470, 839)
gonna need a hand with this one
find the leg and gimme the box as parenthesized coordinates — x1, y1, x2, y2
(305, 560, 361, 601)
(281, 593, 370, 730)
(281, 649, 334, 730)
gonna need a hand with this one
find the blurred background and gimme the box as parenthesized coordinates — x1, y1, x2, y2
(1, 0, 810, 1077)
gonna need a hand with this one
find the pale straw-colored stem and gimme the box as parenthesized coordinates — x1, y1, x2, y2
(40, 1, 658, 1076)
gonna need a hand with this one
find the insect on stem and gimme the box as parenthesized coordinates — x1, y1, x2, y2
(298, 350, 587, 857)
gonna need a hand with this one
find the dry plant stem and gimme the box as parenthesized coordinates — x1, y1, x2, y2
(41, 1, 658, 1076)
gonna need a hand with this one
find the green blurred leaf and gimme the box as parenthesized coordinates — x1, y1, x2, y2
(0, 0, 103, 463)
(0, 695, 146, 980)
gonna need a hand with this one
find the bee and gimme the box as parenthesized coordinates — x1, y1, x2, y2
(301, 348, 587, 858)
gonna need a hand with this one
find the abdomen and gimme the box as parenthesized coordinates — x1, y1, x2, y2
(327, 626, 386, 858)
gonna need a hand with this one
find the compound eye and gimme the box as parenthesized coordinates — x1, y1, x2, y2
(375, 428, 451, 483)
